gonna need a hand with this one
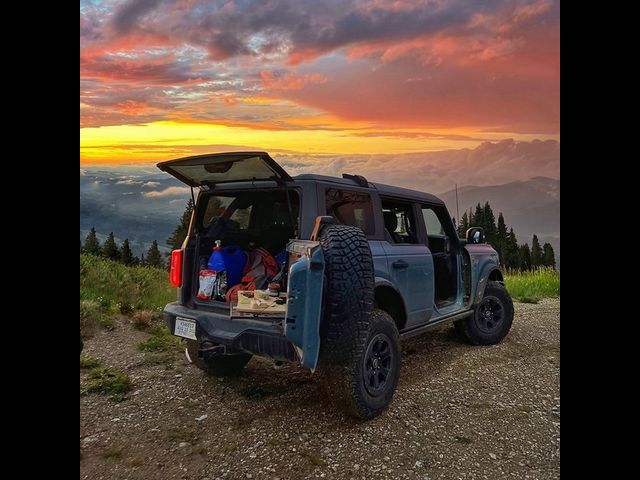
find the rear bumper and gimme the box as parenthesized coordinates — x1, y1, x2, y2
(163, 302, 298, 362)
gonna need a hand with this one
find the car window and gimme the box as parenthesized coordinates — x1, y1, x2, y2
(325, 188, 375, 235)
(381, 199, 419, 244)
(422, 207, 445, 236)
(202, 195, 234, 228)
(229, 205, 252, 229)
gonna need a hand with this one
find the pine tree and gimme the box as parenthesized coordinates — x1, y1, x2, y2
(542, 243, 556, 269)
(102, 232, 120, 260)
(82, 227, 101, 256)
(167, 198, 194, 250)
(482, 202, 497, 245)
(473, 203, 484, 229)
(519, 243, 532, 271)
(120, 238, 134, 265)
(531, 234, 543, 268)
(458, 211, 469, 237)
(145, 240, 164, 268)
(505, 228, 520, 270)
(495, 212, 508, 262)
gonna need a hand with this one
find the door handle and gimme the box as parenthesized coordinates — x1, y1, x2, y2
(392, 260, 409, 269)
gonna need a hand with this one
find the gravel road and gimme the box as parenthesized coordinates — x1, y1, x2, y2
(80, 299, 560, 480)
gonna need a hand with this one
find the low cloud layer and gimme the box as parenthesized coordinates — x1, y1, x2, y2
(142, 186, 192, 198)
(277, 138, 559, 194)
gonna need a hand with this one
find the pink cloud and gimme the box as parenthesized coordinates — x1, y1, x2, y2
(260, 71, 328, 91)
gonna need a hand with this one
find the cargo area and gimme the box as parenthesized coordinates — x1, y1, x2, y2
(190, 188, 300, 310)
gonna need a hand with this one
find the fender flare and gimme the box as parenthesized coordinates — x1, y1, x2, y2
(473, 267, 504, 305)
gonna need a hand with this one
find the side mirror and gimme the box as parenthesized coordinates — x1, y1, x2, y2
(466, 227, 485, 244)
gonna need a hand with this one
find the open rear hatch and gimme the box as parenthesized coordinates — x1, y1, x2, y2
(157, 151, 293, 187)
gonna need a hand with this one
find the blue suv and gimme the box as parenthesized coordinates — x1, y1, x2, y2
(158, 152, 514, 419)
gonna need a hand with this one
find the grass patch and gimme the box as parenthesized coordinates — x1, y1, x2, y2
(233, 414, 256, 430)
(84, 367, 132, 401)
(80, 300, 102, 337)
(80, 254, 175, 312)
(132, 309, 161, 331)
(139, 351, 177, 367)
(102, 446, 124, 459)
(126, 456, 144, 466)
(191, 444, 208, 455)
(504, 267, 559, 300)
(517, 296, 540, 304)
(300, 449, 325, 466)
(80, 355, 100, 369)
(138, 326, 182, 353)
(164, 426, 197, 443)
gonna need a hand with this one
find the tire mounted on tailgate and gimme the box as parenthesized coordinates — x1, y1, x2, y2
(317, 224, 400, 419)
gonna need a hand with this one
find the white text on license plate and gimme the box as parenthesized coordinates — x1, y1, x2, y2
(174, 317, 196, 340)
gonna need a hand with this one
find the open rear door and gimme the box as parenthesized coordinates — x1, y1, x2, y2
(157, 151, 293, 187)
(285, 241, 325, 371)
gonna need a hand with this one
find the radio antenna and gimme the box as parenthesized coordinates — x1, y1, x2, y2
(455, 183, 460, 223)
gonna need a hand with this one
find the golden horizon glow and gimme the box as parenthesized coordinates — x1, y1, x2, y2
(80, 121, 558, 163)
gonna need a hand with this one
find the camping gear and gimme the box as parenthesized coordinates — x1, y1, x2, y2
(204, 241, 247, 301)
(197, 269, 217, 299)
(224, 247, 279, 302)
(218, 244, 247, 286)
(243, 246, 279, 290)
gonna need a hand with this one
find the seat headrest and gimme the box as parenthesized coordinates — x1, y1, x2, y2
(383, 211, 398, 232)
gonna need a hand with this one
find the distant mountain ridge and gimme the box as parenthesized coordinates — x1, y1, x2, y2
(80, 164, 559, 263)
(438, 176, 560, 263)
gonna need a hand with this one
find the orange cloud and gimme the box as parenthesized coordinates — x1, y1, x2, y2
(260, 71, 328, 91)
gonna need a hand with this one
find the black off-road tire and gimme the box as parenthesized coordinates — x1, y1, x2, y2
(316, 225, 399, 418)
(330, 309, 401, 419)
(458, 281, 514, 345)
(317, 224, 374, 367)
(186, 339, 252, 377)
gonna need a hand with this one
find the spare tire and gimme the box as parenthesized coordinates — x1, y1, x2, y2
(317, 224, 374, 366)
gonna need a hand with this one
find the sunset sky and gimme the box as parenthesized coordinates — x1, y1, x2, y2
(80, 0, 559, 164)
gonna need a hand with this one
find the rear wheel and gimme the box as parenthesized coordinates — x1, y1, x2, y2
(322, 309, 401, 419)
(185, 339, 252, 377)
(457, 281, 514, 345)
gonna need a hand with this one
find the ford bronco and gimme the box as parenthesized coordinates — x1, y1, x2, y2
(158, 152, 514, 419)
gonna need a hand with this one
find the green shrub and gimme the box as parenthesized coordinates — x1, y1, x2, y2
(80, 254, 175, 312)
(80, 355, 100, 369)
(84, 366, 132, 401)
(80, 300, 102, 336)
(138, 326, 182, 353)
(102, 446, 124, 459)
(131, 309, 161, 331)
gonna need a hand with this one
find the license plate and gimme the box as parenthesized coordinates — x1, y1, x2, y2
(174, 317, 196, 340)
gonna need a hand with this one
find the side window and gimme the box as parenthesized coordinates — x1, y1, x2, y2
(422, 207, 445, 236)
(381, 199, 419, 244)
(325, 188, 375, 235)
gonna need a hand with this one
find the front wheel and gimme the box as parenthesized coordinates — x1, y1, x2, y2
(458, 281, 514, 345)
(326, 309, 401, 420)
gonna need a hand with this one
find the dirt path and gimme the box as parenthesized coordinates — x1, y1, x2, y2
(80, 299, 560, 480)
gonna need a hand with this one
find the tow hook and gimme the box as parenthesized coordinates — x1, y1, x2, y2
(199, 343, 226, 360)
